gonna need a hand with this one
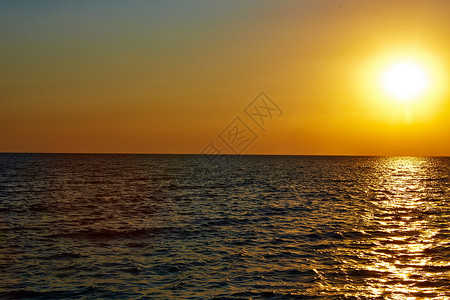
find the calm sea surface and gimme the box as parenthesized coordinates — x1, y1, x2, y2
(1, 154, 449, 299)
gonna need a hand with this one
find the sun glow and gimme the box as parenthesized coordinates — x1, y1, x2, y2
(381, 61, 430, 102)
(356, 47, 447, 124)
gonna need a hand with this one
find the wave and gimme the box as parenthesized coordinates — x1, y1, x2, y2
(46, 228, 166, 240)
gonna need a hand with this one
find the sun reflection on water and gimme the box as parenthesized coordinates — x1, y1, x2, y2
(352, 157, 449, 298)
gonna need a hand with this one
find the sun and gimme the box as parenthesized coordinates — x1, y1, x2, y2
(380, 60, 430, 102)
(357, 48, 447, 122)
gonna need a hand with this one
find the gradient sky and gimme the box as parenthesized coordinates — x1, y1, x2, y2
(1, 0, 450, 155)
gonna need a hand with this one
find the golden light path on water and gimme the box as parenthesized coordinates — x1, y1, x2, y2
(343, 157, 449, 298)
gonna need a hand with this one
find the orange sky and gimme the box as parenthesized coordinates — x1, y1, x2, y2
(1, 1, 450, 155)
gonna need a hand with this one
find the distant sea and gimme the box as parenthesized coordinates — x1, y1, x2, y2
(1, 154, 449, 299)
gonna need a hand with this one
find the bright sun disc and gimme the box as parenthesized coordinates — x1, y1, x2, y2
(381, 61, 430, 102)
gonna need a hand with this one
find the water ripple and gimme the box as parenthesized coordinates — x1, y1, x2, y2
(0, 154, 449, 298)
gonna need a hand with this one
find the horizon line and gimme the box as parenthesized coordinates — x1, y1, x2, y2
(0, 152, 449, 158)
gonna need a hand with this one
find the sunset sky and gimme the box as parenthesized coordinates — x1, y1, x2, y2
(1, 0, 450, 155)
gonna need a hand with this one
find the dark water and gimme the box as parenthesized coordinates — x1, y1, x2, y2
(1, 154, 449, 299)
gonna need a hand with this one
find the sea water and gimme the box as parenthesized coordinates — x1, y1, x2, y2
(1, 154, 449, 298)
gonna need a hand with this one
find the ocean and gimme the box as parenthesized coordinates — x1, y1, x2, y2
(1, 154, 449, 299)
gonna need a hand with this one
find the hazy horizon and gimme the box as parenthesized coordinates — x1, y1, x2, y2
(1, 153, 450, 159)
